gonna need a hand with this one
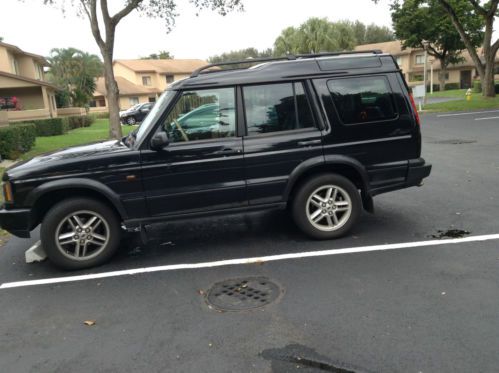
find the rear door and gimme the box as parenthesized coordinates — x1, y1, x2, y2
(313, 73, 418, 189)
(242, 81, 324, 205)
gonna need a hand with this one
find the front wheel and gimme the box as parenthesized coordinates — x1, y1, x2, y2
(126, 116, 136, 125)
(40, 198, 121, 270)
(291, 174, 362, 239)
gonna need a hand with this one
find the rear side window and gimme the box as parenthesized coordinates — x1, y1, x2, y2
(243, 82, 315, 136)
(327, 76, 396, 124)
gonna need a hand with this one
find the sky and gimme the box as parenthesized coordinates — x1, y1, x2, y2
(1, 0, 395, 60)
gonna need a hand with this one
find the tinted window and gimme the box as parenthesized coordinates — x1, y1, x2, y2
(160, 88, 236, 143)
(327, 76, 396, 124)
(243, 82, 315, 136)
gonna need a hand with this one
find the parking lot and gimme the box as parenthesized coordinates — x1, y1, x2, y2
(1, 110, 498, 372)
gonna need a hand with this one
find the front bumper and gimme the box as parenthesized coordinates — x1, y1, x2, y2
(0, 208, 32, 238)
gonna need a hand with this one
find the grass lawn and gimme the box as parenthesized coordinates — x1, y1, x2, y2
(22, 119, 136, 160)
(424, 91, 499, 112)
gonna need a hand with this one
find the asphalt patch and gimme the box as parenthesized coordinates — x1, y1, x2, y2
(261, 344, 371, 372)
(429, 229, 471, 239)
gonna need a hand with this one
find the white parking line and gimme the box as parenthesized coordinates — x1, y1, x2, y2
(2, 233, 499, 290)
(437, 110, 499, 117)
(475, 116, 499, 121)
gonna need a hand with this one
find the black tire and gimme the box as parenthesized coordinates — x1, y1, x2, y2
(126, 116, 136, 125)
(291, 173, 361, 239)
(40, 198, 121, 270)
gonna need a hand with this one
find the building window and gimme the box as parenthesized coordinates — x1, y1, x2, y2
(409, 73, 424, 82)
(243, 82, 315, 136)
(142, 76, 152, 86)
(89, 100, 97, 108)
(415, 54, 425, 65)
(129, 97, 139, 106)
(148, 97, 156, 103)
(98, 99, 106, 107)
(327, 76, 396, 125)
(10, 56, 19, 75)
(165, 75, 174, 84)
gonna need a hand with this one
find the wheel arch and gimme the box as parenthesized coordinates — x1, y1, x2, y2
(26, 178, 127, 228)
(284, 155, 373, 211)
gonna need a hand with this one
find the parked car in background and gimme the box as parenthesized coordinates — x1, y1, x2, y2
(120, 102, 154, 125)
(0, 51, 431, 270)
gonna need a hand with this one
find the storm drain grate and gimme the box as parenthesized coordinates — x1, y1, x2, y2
(432, 139, 476, 145)
(206, 277, 280, 311)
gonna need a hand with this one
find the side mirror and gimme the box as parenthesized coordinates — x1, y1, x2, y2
(150, 132, 169, 150)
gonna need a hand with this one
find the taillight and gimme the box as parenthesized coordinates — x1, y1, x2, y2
(409, 93, 421, 126)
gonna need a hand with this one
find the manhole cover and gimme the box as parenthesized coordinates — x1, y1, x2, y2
(206, 277, 281, 311)
(432, 139, 476, 144)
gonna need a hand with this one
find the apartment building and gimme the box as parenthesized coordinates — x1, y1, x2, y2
(91, 59, 209, 111)
(355, 40, 499, 90)
(0, 41, 57, 123)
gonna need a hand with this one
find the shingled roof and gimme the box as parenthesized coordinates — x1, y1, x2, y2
(94, 76, 161, 97)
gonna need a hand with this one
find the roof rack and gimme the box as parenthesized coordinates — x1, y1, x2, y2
(190, 50, 383, 78)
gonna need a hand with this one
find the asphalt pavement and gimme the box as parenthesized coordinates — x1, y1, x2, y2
(1, 109, 498, 372)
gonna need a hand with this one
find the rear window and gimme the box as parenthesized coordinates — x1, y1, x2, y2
(327, 76, 397, 124)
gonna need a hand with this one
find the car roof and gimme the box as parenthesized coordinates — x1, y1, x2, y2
(170, 52, 398, 90)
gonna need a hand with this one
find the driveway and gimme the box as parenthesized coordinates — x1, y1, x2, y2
(1, 110, 499, 373)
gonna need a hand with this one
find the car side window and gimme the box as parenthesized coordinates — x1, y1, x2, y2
(159, 88, 236, 143)
(327, 76, 397, 124)
(243, 82, 315, 136)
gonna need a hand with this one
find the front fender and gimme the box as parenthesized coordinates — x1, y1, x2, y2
(25, 178, 128, 219)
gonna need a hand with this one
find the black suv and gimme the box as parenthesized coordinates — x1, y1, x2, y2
(0, 51, 431, 269)
(120, 102, 154, 125)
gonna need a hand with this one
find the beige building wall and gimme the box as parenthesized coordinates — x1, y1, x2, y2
(0, 46, 11, 72)
(17, 56, 37, 79)
(113, 63, 139, 83)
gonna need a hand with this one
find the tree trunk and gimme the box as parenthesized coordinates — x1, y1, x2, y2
(482, 56, 496, 97)
(102, 54, 122, 139)
(439, 60, 447, 91)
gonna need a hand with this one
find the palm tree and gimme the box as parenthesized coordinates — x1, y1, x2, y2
(47, 48, 103, 108)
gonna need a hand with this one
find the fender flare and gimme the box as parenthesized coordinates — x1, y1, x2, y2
(25, 178, 128, 219)
(283, 155, 371, 201)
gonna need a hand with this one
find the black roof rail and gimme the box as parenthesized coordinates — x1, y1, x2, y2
(190, 50, 384, 78)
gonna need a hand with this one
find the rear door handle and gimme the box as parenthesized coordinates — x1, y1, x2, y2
(298, 140, 321, 146)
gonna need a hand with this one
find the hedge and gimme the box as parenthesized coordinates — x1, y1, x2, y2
(66, 115, 95, 130)
(91, 112, 109, 119)
(444, 83, 460, 90)
(31, 118, 68, 136)
(0, 123, 36, 160)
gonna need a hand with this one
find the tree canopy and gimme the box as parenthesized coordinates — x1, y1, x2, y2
(47, 48, 103, 108)
(208, 48, 273, 67)
(141, 50, 174, 59)
(274, 18, 395, 56)
(391, 0, 483, 90)
(38, 0, 244, 139)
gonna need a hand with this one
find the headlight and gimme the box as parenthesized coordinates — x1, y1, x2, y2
(2, 181, 13, 203)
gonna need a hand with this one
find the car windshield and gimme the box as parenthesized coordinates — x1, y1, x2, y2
(127, 90, 176, 147)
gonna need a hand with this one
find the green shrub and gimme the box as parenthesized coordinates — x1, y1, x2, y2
(91, 112, 109, 119)
(28, 118, 68, 137)
(0, 123, 36, 160)
(66, 115, 95, 130)
(473, 81, 482, 93)
(445, 83, 460, 90)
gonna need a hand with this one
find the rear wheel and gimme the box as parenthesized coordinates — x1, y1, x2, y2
(292, 174, 361, 239)
(40, 198, 121, 270)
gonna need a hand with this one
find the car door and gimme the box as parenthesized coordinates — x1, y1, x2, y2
(140, 87, 246, 217)
(241, 81, 324, 205)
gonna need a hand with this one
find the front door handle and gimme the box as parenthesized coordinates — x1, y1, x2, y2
(298, 139, 321, 146)
(214, 148, 241, 156)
